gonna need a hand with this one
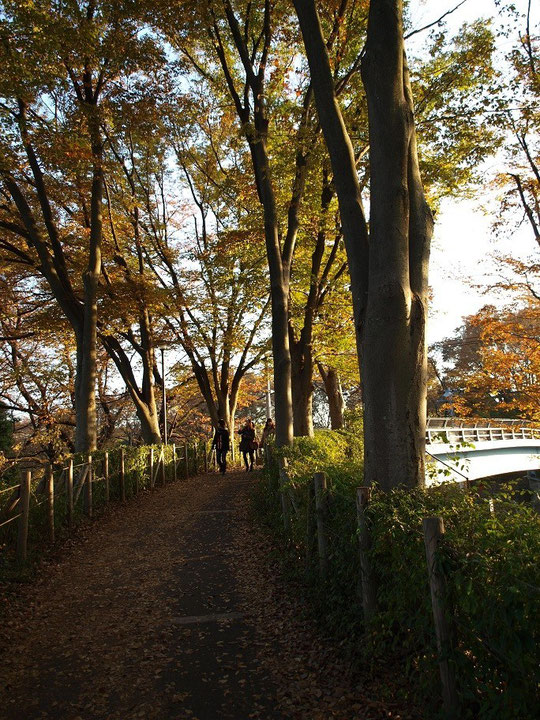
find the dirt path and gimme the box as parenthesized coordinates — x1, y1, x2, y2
(0, 471, 406, 720)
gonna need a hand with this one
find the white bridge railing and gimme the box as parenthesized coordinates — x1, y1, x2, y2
(426, 418, 540, 445)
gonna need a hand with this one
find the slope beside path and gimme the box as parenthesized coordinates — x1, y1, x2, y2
(0, 470, 409, 720)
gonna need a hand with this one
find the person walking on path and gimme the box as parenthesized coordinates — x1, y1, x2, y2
(238, 418, 257, 472)
(260, 418, 275, 450)
(212, 419, 230, 474)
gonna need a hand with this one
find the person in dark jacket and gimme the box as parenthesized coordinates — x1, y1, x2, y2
(238, 418, 256, 471)
(260, 418, 275, 449)
(212, 419, 230, 475)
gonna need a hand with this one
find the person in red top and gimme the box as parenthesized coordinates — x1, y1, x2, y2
(212, 419, 230, 475)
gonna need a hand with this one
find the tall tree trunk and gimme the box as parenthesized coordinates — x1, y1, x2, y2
(136, 403, 161, 445)
(360, 0, 432, 489)
(138, 312, 161, 444)
(74, 307, 98, 453)
(291, 338, 314, 437)
(289, 172, 335, 438)
(292, 1, 369, 341)
(208, 2, 294, 448)
(6, 100, 101, 454)
(294, 0, 433, 490)
(74, 111, 103, 452)
(318, 364, 345, 430)
(248, 142, 294, 448)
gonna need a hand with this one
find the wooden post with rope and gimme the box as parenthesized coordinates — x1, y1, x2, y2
(305, 481, 315, 570)
(423, 517, 458, 718)
(66, 458, 74, 527)
(314, 472, 329, 578)
(17, 470, 31, 565)
(356, 487, 376, 622)
(160, 446, 166, 486)
(278, 458, 291, 533)
(46, 463, 54, 544)
(120, 448, 127, 497)
(104, 452, 109, 502)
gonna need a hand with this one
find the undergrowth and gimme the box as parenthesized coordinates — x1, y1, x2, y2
(0, 443, 204, 578)
(258, 430, 540, 720)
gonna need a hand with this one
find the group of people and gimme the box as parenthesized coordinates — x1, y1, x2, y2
(211, 417, 275, 474)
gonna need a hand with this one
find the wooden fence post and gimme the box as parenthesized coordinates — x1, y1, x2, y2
(17, 470, 31, 565)
(66, 458, 74, 528)
(46, 463, 55, 544)
(160, 446, 166, 486)
(356, 487, 376, 622)
(149, 447, 154, 490)
(278, 458, 291, 533)
(305, 481, 315, 570)
(184, 443, 189, 479)
(84, 455, 93, 518)
(203, 441, 208, 473)
(193, 442, 198, 474)
(314, 472, 329, 578)
(266, 444, 275, 490)
(172, 444, 177, 483)
(423, 517, 459, 718)
(118, 448, 127, 502)
(104, 452, 110, 503)
(120, 448, 126, 501)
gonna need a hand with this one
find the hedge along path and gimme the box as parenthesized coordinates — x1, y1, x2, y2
(0, 471, 405, 720)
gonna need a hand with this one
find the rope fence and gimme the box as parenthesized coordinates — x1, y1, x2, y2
(0, 439, 215, 571)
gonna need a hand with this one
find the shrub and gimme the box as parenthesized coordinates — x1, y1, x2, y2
(260, 434, 539, 719)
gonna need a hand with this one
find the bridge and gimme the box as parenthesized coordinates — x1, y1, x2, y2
(425, 417, 540, 486)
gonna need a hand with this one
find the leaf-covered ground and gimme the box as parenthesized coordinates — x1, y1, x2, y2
(0, 471, 412, 719)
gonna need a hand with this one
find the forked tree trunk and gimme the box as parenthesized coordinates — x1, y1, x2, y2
(318, 364, 345, 430)
(136, 362, 161, 446)
(137, 403, 161, 445)
(294, 0, 433, 490)
(191, 360, 240, 436)
(102, 330, 161, 446)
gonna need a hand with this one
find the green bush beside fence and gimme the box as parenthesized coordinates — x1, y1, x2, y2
(262, 431, 540, 719)
(0, 441, 209, 577)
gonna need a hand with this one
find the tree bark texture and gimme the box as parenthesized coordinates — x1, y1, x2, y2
(210, 0, 294, 447)
(291, 339, 314, 437)
(74, 111, 103, 452)
(360, 0, 433, 489)
(102, 332, 161, 446)
(294, 0, 433, 489)
(318, 364, 345, 430)
(4, 100, 103, 453)
(292, 0, 369, 347)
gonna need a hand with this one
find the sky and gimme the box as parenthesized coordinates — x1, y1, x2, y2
(406, 0, 538, 344)
(427, 198, 530, 344)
